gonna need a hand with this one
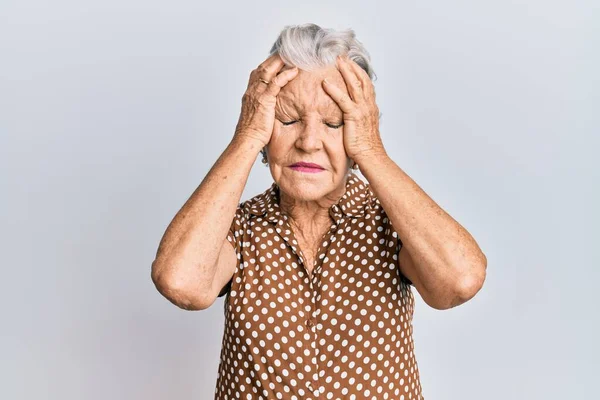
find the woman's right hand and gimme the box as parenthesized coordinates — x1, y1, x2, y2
(233, 54, 299, 147)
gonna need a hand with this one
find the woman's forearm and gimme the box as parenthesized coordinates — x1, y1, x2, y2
(151, 135, 262, 297)
(356, 149, 487, 309)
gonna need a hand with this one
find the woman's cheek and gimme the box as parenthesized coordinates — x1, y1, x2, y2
(271, 123, 280, 137)
(272, 125, 296, 144)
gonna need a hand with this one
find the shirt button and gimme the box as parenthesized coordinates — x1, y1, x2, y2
(306, 319, 315, 328)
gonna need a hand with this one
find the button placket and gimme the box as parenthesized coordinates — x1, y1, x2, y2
(312, 216, 342, 278)
(305, 213, 343, 398)
(306, 380, 320, 397)
(308, 274, 319, 389)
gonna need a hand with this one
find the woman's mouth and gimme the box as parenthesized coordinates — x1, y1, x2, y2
(289, 161, 324, 173)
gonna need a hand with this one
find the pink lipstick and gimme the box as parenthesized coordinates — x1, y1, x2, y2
(289, 161, 324, 173)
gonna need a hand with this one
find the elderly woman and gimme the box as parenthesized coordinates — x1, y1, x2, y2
(151, 23, 486, 400)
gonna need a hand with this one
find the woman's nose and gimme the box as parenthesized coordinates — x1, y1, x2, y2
(294, 121, 323, 152)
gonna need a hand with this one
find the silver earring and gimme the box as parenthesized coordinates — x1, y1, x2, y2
(261, 155, 268, 165)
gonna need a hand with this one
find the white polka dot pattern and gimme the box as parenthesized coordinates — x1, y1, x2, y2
(216, 172, 424, 399)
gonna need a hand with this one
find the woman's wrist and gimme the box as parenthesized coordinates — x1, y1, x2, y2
(230, 132, 267, 156)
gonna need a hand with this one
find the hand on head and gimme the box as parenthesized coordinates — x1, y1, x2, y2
(233, 54, 299, 148)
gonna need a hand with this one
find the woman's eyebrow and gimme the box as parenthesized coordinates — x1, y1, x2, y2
(324, 104, 343, 118)
(276, 93, 298, 106)
(277, 98, 342, 118)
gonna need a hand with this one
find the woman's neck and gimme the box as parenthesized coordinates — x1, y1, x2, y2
(278, 190, 340, 230)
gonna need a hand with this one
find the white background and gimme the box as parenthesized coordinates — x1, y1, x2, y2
(1, 0, 598, 398)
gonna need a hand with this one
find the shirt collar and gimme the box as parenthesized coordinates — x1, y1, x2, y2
(248, 172, 370, 223)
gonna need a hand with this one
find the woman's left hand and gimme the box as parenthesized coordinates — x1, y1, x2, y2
(322, 55, 385, 162)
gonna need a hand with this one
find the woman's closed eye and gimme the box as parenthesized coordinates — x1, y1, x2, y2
(281, 120, 344, 129)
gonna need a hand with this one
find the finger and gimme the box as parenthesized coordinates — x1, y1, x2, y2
(258, 53, 282, 67)
(263, 66, 299, 96)
(256, 54, 286, 81)
(248, 54, 285, 88)
(344, 56, 373, 97)
(336, 55, 364, 103)
(321, 78, 355, 113)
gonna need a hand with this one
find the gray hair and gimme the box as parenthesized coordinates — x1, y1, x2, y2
(269, 23, 377, 81)
(261, 23, 378, 161)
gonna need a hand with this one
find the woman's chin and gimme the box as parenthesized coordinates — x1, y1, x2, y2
(277, 172, 345, 202)
(282, 181, 320, 196)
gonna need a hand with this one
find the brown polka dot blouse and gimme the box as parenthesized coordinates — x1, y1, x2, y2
(216, 172, 424, 399)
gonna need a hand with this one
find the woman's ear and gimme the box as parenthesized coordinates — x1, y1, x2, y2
(260, 147, 268, 166)
(347, 157, 357, 170)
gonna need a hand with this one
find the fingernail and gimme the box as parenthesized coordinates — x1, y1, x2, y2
(323, 78, 330, 85)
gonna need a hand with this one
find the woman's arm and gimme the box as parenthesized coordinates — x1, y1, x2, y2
(356, 149, 487, 310)
(319, 55, 485, 309)
(151, 54, 297, 310)
(151, 135, 262, 310)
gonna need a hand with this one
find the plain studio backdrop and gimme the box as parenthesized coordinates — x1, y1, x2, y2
(1, 1, 597, 399)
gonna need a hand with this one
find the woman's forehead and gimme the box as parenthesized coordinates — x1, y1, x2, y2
(277, 68, 347, 113)
(284, 66, 346, 90)
(276, 92, 342, 116)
